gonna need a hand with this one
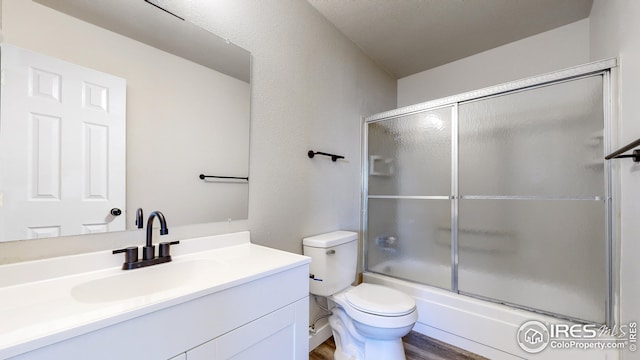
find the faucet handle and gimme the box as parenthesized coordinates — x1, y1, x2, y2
(112, 246, 139, 264)
(135, 208, 144, 229)
(159, 241, 180, 258)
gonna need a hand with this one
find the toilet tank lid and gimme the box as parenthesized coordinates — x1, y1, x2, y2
(303, 231, 357, 248)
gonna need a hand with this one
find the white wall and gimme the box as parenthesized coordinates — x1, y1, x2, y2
(0, 0, 396, 347)
(154, 2, 397, 346)
(1, 0, 250, 229)
(398, 18, 590, 107)
(164, 1, 397, 254)
(590, 2, 640, 360)
(0, 1, 395, 261)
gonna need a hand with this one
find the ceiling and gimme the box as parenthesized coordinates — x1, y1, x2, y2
(308, 0, 593, 79)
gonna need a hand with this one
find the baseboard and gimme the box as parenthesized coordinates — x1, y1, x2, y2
(308, 322, 332, 351)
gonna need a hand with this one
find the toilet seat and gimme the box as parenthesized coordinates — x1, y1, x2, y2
(331, 284, 418, 329)
(345, 283, 415, 316)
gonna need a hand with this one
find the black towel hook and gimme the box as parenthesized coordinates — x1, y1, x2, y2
(308, 150, 344, 162)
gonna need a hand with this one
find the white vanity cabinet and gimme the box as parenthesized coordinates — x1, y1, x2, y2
(9, 265, 309, 360)
(2, 235, 310, 360)
(185, 300, 305, 359)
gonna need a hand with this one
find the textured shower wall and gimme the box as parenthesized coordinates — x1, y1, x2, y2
(165, 1, 397, 253)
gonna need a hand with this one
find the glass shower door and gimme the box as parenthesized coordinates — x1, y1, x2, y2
(366, 106, 453, 289)
(457, 76, 607, 323)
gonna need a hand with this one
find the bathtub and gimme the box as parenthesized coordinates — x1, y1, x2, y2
(368, 259, 602, 324)
(364, 264, 620, 360)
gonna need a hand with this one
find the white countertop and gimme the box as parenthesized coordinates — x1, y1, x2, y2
(0, 231, 310, 359)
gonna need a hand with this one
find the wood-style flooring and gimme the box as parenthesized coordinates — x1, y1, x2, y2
(309, 331, 488, 360)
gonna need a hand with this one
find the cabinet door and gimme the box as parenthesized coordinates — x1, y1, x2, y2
(187, 303, 298, 360)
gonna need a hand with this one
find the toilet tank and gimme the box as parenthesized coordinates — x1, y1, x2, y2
(302, 231, 358, 296)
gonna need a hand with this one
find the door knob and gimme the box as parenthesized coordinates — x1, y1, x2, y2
(110, 208, 122, 216)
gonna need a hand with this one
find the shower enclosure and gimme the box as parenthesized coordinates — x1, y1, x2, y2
(363, 60, 615, 325)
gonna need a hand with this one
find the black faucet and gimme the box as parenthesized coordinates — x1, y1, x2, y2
(142, 211, 169, 260)
(112, 210, 179, 270)
(135, 208, 144, 229)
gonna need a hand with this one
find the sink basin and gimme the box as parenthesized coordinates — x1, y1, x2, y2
(0, 231, 312, 360)
(71, 259, 221, 303)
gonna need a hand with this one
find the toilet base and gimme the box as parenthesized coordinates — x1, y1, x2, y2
(329, 307, 409, 360)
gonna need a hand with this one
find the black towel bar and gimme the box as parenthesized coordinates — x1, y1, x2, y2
(308, 150, 344, 162)
(605, 138, 640, 162)
(199, 174, 248, 181)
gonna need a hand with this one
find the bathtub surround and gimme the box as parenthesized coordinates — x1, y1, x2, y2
(363, 58, 616, 359)
(390, 4, 640, 358)
(365, 273, 620, 360)
(367, 60, 613, 323)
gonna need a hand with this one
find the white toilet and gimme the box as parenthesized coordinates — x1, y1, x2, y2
(303, 231, 418, 360)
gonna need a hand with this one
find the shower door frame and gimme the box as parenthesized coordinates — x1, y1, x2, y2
(361, 58, 618, 326)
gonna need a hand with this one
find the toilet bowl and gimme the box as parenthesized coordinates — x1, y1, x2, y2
(329, 284, 418, 360)
(303, 231, 418, 360)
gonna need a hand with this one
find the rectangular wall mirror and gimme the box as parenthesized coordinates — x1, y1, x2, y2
(0, 0, 251, 243)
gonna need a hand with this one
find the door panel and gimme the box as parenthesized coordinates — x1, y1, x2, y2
(457, 75, 606, 323)
(365, 72, 609, 324)
(459, 76, 604, 198)
(0, 43, 126, 241)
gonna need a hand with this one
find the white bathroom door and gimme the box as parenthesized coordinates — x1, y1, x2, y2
(0, 43, 126, 241)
